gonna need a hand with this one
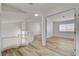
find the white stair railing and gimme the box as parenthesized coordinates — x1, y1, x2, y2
(18, 31, 34, 45)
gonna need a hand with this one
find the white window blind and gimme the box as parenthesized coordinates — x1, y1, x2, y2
(59, 23, 74, 32)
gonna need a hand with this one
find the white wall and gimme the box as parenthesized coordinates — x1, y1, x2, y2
(0, 3, 2, 55)
(47, 19, 53, 38)
(26, 22, 41, 36)
(2, 23, 19, 37)
(1, 23, 20, 50)
(0, 20, 1, 55)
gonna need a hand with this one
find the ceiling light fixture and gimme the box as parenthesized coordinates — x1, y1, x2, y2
(34, 14, 39, 16)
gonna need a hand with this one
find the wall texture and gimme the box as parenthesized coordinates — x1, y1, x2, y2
(0, 3, 2, 55)
(47, 20, 53, 38)
(1, 23, 20, 51)
(53, 20, 74, 39)
(26, 22, 41, 36)
(1, 23, 19, 37)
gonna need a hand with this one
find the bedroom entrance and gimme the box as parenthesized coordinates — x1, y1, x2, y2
(46, 8, 76, 56)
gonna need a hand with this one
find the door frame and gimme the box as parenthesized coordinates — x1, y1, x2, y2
(46, 8, 76, 56)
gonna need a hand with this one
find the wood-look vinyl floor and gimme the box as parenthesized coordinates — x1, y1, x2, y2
(2, 37, 74, 56)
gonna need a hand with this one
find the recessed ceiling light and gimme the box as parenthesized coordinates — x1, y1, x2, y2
(34, 14, 39, 16)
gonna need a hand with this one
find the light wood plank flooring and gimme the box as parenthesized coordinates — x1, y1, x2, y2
(2, 37, 74, 56)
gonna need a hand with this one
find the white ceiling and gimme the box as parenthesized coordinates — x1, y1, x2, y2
(47, 9, 75, 22)
(1, 3, 79, 23)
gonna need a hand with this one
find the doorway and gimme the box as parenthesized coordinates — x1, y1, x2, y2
(46, 8, 76, 56)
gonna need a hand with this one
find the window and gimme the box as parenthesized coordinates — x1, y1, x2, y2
(59, 23, 74, 32)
